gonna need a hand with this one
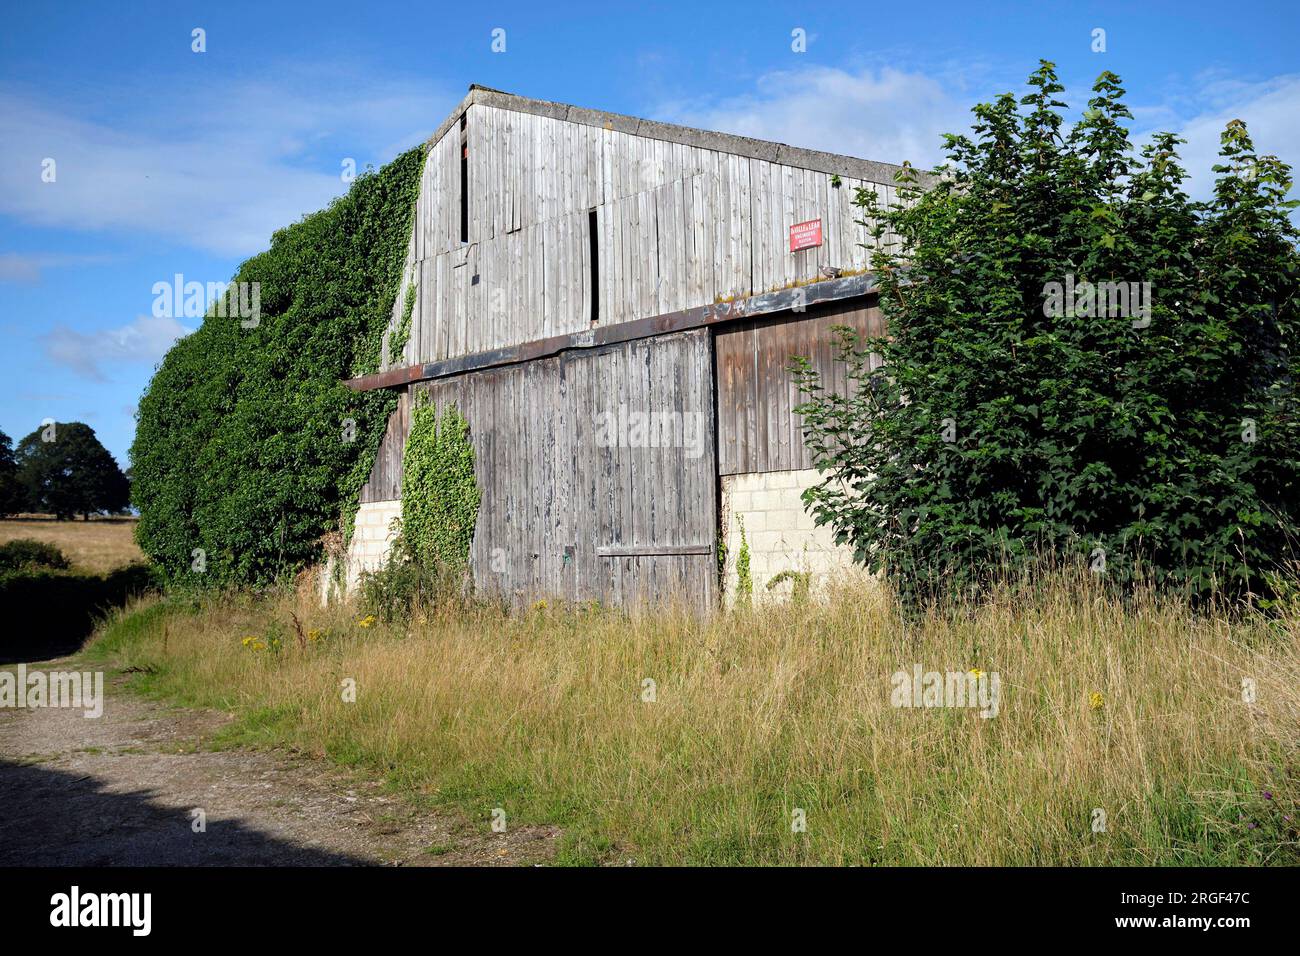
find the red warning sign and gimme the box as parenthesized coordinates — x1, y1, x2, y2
(789, 219, 823, 252)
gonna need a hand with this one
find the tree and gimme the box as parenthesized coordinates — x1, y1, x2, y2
(794, 63, 1300, 608)
(16, 422, 131, 520)
(0, 430, 23, 516)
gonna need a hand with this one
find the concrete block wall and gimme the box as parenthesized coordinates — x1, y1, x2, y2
(321, 499, 402, 602)
(720, 468, 864, 605)
(324, 476, 863, 607)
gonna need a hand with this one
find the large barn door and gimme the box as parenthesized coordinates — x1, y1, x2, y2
(563, 329, 718, 612)
(416, 329, 717, 612)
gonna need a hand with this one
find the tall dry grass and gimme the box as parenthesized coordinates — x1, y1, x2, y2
(89, 573, 1299, 865)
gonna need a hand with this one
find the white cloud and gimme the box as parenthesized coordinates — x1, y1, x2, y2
(42, 314, 193, 380)
(655, 62, 1300, 207)
(654, 65, 971, 171)
(0, 70, 455, 257)
(1136, 74, 1300, 200)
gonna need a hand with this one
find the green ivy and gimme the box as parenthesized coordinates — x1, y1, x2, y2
(131, 145, 427, 588)
(767, 568, 811, 604)
(401, 399, 480, 572)
(793, 63, 1300, 608)
(388, 279, 417, 365)
(735, 516, 752, 606)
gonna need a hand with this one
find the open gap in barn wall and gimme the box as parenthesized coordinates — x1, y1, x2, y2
(459, 113, 469, 245)
(587, 208, 599, 326)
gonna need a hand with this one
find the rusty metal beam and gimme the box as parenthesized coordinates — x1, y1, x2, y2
(346, 273, 879, 392)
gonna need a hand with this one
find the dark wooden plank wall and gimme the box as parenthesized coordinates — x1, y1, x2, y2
(715, 298, 885, 476)
(370, 329, 716, 611)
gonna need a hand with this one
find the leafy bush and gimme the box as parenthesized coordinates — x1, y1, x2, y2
(357, 530, 465, 623)
(357, 400, 481, 623)
(0, 538, 71, 573)
(795, 63, 1300, 608)
(131, 146, 426, 588)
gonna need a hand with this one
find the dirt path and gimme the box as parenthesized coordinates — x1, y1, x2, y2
(0, 661, 559, 866)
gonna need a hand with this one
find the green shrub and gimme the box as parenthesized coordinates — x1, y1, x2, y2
(0, 538, 70, 573)
(357, 400, 481, 623)
(357, 530, 464, 623)
(794, 63, 1300, 608)
(131, 146, 426, 588)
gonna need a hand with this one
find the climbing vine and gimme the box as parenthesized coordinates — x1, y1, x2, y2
(735, 516, 752, 606)
(400, 399, 480, 572)
(767, 568, 811, 605)
(388, 278, 417, 365)
(132, 145, 426, 587)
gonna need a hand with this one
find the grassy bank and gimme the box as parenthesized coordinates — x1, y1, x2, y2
(86, 576, 1298, 865)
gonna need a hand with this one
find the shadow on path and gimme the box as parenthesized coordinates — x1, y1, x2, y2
(0, 760, 372, 866)
(0, 565, 156, 664)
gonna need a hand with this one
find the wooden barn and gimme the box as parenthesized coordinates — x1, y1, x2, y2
(339, 85, 903, 611)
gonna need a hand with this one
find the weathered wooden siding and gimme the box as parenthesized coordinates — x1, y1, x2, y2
(715, 299, 885, 476)
(379, 103, 898, 372)
(367, 330, 717, 611)
(358, 389, 410, 504)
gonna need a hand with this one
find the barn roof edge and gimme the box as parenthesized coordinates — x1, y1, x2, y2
(422, 84, 921, 187)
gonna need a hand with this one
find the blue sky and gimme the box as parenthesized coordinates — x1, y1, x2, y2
(2, 0, 1298, 466)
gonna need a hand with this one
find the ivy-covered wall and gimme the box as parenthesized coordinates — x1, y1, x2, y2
(131, 145, 427, 588)
(400, 400, 480, 572)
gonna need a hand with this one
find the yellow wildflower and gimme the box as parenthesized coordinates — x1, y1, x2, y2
(968, 668, 985, 679)
(1089, 692, 1105, 711)
(357, 615, 376, 628)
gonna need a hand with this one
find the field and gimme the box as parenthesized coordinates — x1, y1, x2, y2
(88, 573, 1299, 866)
(0, 516, 142, 573)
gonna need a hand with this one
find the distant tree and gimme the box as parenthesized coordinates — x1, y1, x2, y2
(15, 422, 130, 520)
(0, 430, 23, 516)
